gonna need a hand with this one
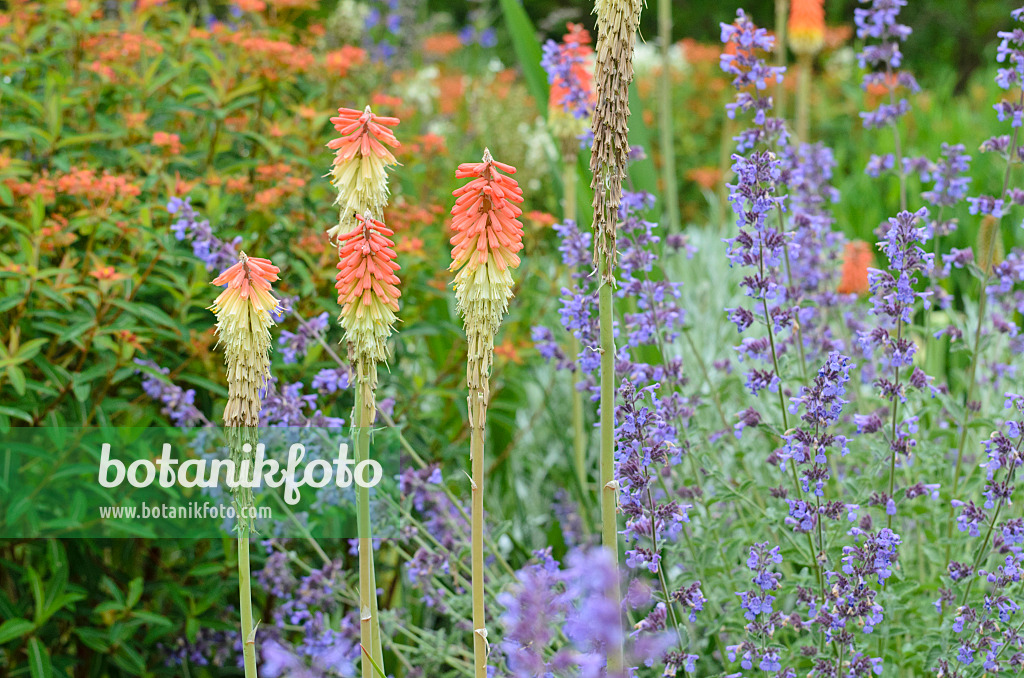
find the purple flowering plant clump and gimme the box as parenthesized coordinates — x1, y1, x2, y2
(15, 0, 1024, 677)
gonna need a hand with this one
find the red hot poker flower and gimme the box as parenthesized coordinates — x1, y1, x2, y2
(335, 214, 401, 363)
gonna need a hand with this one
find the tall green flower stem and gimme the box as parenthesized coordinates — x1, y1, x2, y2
(448, 150, 525, 678)
(590, 0, 643, 669)
(230, 426, 259, 678)
(944, 100, 1022, 561)
(795, 53, 812, 142)
(467, 336, 490, 678)
(209, 253, 284, 678)
(560, 150, 590, 496)
(353, 358, 385, 677)
(658, 0, 680, 233)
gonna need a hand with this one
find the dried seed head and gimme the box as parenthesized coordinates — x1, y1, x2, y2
(590, 0, 643, 281)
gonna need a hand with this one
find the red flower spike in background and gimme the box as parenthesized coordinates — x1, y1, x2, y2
(837, 240, 873, 296)
(788, 0, 826, 56)
(335, 213, 401, 364)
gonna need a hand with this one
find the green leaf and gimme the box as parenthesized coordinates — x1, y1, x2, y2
(27, 636, 52, 678)
(0, 406, 32, 424)
(497, 0, 548, 111)
(0, 618, 34, 645)
(126, 577, 143, 608)
(5, 365, 26, 396)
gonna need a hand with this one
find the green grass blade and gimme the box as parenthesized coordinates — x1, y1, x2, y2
(498, 0, 548, 111)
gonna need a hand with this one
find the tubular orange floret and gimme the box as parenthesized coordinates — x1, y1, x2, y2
(326, 105, 401, 243)
(450, 151, 524, 272)
(449, 149, 524, 337)
(209, 252, 281, 427)
(788, 0, 826, 56)
(335, 213, 401, 364)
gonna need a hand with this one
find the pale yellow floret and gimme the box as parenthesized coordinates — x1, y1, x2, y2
(327, 154, 392, 243)
(210, 289, 278, 427)
(548, 108, 588, 148)
(338, 295, 398, 366)
(453, 259, 515, 335)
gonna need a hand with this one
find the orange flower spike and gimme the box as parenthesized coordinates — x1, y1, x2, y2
(788, 0, 826, 56)
(335, 214, 401, 363)
(326, 106, 401, 244)
(209, 252, 281, 427)
(449, 149, 524, 326)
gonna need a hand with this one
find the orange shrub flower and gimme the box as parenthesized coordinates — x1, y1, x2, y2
(335, 214, 401, 364)
(422, 32, 462, 57)
(151, 131, 182, 155)
(326, 106, 400, 243)
(788, 0, 826, 56)
(449, 150, 524, 325)
(325, 45, 366, 77)
(89, 265, 125, 281)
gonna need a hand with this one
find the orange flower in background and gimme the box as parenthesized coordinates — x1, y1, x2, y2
(436, 74, 465, 116)
(524, 211, 556, 228)
(494, 340, 525, 364)
(837, 240, 873, 295)
(788, 0, 826, 55)
(234, 0, 266, 11)
(89, 265, 125, 281)
(423, 32, 462, 57)
(685, 166, 723, 191)
(396, 236, 425, 257)
(678, 38, 721, 64)
(123, 111, 149, 129)
(255, 162, 292, 182)
(325, 45, 366, 77)
(39, 215, 77, 251)
(151, 131, 182, 155)
(222, 33, 315, 78)
(335, 214, 401, 363)
(825, 25, 853, 49)
(417, 133, 447, 156)
(115, 329, 146, 352)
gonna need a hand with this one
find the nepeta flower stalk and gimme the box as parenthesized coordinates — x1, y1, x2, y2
(543, 23, 595, 493)
(856, 0, 918, 211)
(326, 106, 400, 245)
(590, 0, 643, 668)
(947, 5, 1024, 561)
(335, 213, 401, 678)
(449, 150, 524, 678)
(210, 251, 282, 678)
(859, 208, 934, 526)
